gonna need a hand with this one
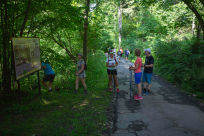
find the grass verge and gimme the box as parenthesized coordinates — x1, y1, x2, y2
(0, 51, 111, 136)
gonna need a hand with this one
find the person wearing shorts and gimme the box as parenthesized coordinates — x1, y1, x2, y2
(108, 47, 112, 57)
(125, 48, 130, 61)
(129, 49, 143, 100)
(106, 51, 119, 93)
(117, 50, 121, 62)
(113, 47, 116, 57)
(74, 53, 87, 94)
(142, 48, 154, 95)
(120, 47, 123, 57)
(41, 61, 55, 92)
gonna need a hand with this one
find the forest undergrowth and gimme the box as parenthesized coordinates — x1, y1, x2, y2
(0, 51, 111, 136)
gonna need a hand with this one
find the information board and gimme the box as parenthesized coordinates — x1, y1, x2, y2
(12, 37, 41, 80)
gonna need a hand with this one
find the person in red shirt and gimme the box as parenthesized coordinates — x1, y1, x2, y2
(129, 49, 143, 100)
(119, 47, 123, 57)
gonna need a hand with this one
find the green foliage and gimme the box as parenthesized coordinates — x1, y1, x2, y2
(0, 51, 111, 136)
(120, 0, 204, 101)
(154, 38, 204, 98)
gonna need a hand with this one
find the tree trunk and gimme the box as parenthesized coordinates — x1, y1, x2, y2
(182, 0, 204, 39)
(118, 2, 122, 50)
(20, 0, 31, 37)
(192, 13, 195, 36)
(0, 7, 3, 92)
(196, 22, 201, 40)
(114, 11, 117, 48)
(83, 0, 90, 62)
(2, 0, 8, 93)
(199, 0, 204, 7)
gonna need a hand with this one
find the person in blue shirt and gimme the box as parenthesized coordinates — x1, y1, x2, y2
(41, 61, 55, 92)
(125, 48, 130, 61)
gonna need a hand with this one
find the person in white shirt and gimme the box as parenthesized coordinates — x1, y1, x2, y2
(106, 52, 120, 93)
(113, 47, 116, 57)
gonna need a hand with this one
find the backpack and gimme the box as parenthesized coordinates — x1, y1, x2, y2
(81, 60, 87, 70)
(108, 57, 117, 63)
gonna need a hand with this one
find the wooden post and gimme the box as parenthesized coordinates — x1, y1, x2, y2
(37, 71, 41, 95)
(17, 80, 21, 105)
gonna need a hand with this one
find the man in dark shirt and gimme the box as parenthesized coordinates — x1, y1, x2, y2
(142, 48, 154, 95)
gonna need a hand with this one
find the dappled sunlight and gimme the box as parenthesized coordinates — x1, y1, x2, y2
(91, 94, 102, 99)
(42, 99, 51, 105)
(79, 99, 89, 107)
(42, 99, 59, 105)
(72, 99, 89, 110)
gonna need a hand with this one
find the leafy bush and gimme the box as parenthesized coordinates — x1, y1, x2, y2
(0, 48, 111, 136)
(154, 38, 204, 99)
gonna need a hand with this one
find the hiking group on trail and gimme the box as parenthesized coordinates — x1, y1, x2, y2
(107, 47, 154, 100)
(41, 47, 154, 100)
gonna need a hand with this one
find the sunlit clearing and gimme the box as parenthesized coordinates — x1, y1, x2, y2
(42, 99, 51, 105)
(42, 99, 59, 105)
(79, 99, 89, 107)
(59, 106, 63, 108)
(92, 94, 101, 99)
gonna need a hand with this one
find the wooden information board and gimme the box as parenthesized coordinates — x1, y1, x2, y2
(12, 37, 41, 80)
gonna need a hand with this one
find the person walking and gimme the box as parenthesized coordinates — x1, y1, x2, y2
(108, 47, 112, 52)
(142, 48, 154, 95)
(129, 49, 143, 100)
(41, 60, 55, 92)
(74, 53, 88, 94)
(117, 50, 121, 62)
(113, 47, 116, 57)
(125, 48, 130, 61)
(106, 51, 120, 93)
(119, 47, 123, 58)
(108, 47, 112, 58)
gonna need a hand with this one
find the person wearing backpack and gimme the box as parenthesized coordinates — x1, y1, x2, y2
(74, 53, 88, 94)
(106, 51, 120, 93)
(117, 50, 121, 63)
(125, 48, 130, 61)
(119, 47, 123, 58)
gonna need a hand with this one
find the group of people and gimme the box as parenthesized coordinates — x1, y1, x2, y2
(41, 53, 88, 94)
(107, 47, 154, 100)
(41, 47, 154, 101)
(108, 47, 131, 62)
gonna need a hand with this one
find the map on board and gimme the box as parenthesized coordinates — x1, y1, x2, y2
(12, 37, 41, 80)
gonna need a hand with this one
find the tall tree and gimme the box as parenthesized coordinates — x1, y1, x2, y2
(83, 0, 90, 62)
(118, 1, 122, 49)
(2, 0, 9, 93)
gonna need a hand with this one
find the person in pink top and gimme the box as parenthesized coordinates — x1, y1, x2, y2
(129, 49, 143, 100)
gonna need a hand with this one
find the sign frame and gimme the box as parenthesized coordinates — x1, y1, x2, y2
(11, 37, 42, 105)
(11, 37, 42, 81)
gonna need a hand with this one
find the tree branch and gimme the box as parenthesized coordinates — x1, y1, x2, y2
(20, 0, 32, 37)
(182, 0, 204, 38)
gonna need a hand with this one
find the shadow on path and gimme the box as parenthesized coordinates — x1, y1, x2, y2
(105, 54, 204, 136)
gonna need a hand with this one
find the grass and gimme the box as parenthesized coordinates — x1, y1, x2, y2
(0, 51, 111, 136)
